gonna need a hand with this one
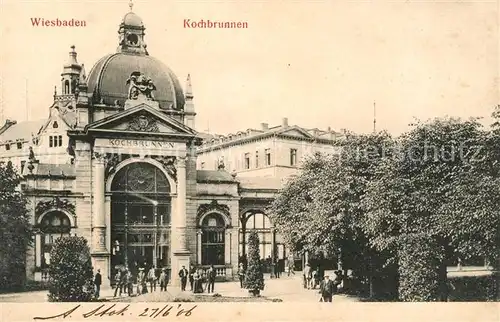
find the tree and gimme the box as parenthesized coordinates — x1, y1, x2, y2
(270, 132, 396, 297)
(244, 231, 265, 296)
(362, 117, 500, 301)
(0, 161, 32, 291)
(48, 236, 94, 302)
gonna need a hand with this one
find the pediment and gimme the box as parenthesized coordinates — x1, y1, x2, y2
(277, 126, 314, 139)
(86, 104, 196, 136)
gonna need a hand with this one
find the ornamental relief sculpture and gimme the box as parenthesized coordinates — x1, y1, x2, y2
(197, 200, 231, 227)
(126, 114, 159, 132)
(153, 156, 177, 182)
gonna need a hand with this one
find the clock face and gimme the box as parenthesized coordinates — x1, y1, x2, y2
(127, 33, 139, 45)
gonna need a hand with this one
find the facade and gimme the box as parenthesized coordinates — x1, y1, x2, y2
(0, 9, 341, 286)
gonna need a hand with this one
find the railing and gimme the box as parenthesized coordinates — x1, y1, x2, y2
(198, 265, 233, 279)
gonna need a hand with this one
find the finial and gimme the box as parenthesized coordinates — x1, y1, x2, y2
(70, 45, 76, 52)
(54, 86, 57, 96)
(185, 74, 193, 99)
(129, 0, 133, 11)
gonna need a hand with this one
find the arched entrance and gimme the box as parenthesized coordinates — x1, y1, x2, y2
(200, 213, 226, 265)
(109, 162, 171, 275)
(239, 211, 286, 272)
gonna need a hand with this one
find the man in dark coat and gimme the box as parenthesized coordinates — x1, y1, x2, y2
(319, 274, 335, 302)
(206, 265, 216, 293)
(178, 266, 189, 291)
(94, 269, 102, 299)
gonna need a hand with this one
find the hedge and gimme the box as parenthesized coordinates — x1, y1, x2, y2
(448, 273, 499, 301)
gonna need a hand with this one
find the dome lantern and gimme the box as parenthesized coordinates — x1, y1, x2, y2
(117, 1, 147, 55)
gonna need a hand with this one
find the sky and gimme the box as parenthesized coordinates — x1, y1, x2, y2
(0, 0, 498, 135)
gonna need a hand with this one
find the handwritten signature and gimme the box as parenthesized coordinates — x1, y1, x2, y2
(33, 303, 197, 320)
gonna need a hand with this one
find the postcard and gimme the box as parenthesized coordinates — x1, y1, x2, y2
(0, 0, 498, 321)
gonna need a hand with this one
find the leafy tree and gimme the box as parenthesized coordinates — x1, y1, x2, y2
(244, 231, 265, 296)
(48, 236, 94, 302)
(0, 161, 32, 291)
(270, 132, 396, 297)
(362, 117, 500, 301)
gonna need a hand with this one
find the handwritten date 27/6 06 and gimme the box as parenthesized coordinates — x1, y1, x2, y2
(33, 303, 197, 320)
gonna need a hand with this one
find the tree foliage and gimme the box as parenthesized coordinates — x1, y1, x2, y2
(244, 231, 265, 295)
(48, 236, 94, 302)
(362, 117, 500, 300)
(0, 161, 32, 290)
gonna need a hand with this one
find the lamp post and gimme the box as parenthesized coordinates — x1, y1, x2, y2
(152, 200, 158, 268)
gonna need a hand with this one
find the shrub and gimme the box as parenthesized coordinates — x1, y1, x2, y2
(244, 231, 265, 296)
(48, 236, 94, 302)
(448, 273, 499, 301)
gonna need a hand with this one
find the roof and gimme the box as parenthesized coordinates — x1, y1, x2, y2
(196, 170, 236, 183)
(87, 53, 185, 110)
(0, 119, 45, 144)
(23, 163, 76, 178)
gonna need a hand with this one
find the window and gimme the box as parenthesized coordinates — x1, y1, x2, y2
(201, 214, 226, 265)
(17, 142, 22, 149)
(21, 161, 26, 173)
(5, 144, 10, 151)
(255, 151, 259, 168)
(40, 212, 72, 269)
(49, 135, 63, 148)
(244, 153, 250, 169)
(200, 162, 205, 169)
(265, 149, 271, 166)
(290, 148, 297, 166)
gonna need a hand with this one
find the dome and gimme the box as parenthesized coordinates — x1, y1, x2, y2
(87, 53, 185, 110)
(122, 12, 143, 27)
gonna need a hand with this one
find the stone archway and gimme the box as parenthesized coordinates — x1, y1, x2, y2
(108, 161, 173, 278)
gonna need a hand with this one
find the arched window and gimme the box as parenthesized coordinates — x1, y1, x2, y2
(201, 214, 225, 265)
(64, 80, 70, 94)
(110, 162, 172, 272)
(40, 211, 71, 268)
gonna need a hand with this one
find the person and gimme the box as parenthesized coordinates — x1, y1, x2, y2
(206, 265, 216, 293)
(159, 268, 168, 292)
(178, 265, 189, 291)
(288, 259, 295, 276)
(148, 266, 157, 293)
(303, 263, 312, 289)
(126, 269, 134, 296)
(113, 270, 122, 297)
(237, 263, 246, 288)
(319, 274, 335, 302)
(94, 269, 102, 299)
(311, 269, 318, 289)
(275, 259, 281, 278)
(192, 269, 202, 293)
(188, 265, 195, 291)
(137, 268, 146, 295)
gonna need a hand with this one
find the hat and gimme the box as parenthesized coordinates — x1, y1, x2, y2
(139, 267, 144, 271)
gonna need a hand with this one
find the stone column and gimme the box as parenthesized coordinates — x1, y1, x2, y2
(170, 156, 190, 286)
(225, 231, 231, 265)
(35, 233, 42, 268)
(91, 152, 110, 286)
(92, 153, 107, 252)
(197, 230, 203, 265)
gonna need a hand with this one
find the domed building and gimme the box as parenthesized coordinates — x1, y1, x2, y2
(0, 6, 342, 287)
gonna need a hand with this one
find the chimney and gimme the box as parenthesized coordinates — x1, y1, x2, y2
(261, 123, 269, 131)
(282, 117, 289, 128)
(327, 126, 331, 132)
